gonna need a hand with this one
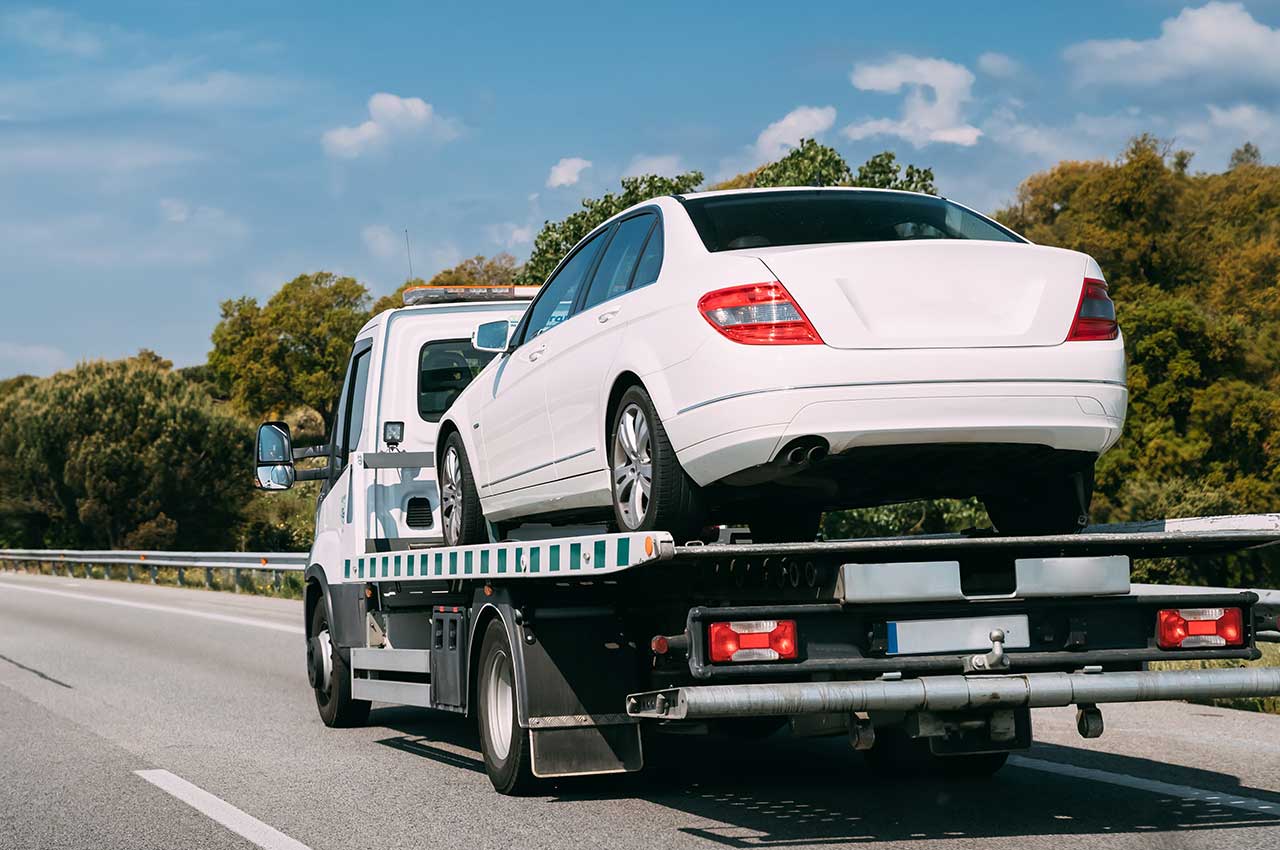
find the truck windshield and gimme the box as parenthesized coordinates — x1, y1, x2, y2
(680, 190, 1023, 252)
(418, 340, 497, 422)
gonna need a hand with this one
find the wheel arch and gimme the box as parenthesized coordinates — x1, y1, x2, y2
(604, 371, 646, 451)
(466, 598, 523, 721)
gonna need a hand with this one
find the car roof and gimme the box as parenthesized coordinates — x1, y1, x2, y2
(675, 186, 936, 201)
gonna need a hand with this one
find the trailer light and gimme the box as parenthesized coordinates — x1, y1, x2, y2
(651, 635, 670, 655)
(1157, 607, 1244, 649)
(708, 620, 798, 662)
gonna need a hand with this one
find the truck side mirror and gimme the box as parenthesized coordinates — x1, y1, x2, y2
(473, 319, 514, 354)
(255, 421, 296, 490)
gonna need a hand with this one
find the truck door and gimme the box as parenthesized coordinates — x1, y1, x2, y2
(315, 338, 375, 570)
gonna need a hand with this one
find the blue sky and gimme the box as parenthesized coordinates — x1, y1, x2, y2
(3, 0, 1280, 378)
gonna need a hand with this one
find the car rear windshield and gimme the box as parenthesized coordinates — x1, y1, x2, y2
(680, 190, 1023, 252)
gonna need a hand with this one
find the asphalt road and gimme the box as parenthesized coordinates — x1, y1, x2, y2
(2, 571, 1279, 850)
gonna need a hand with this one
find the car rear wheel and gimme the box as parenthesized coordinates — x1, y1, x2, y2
(609, 385, 706, 543)
(983, 467, 1093, 536)
(440, 432, 487, 546)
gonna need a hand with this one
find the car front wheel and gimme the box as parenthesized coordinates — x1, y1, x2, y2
(609, 385, 706, 543)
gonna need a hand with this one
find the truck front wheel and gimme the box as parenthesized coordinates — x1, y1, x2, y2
(309, 600, 370, 728)
(477, 619, 536, 795)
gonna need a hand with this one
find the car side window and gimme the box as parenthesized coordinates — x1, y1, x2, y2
(581, 213, 655, 311)
(630, 219, 663, 289)
(519, 230, 606, 343)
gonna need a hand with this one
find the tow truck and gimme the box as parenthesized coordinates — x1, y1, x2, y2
(253, 285, 1280, 795)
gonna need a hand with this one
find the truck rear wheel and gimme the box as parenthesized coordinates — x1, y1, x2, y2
(309, 600, 370, 728)
(477, 619, 536, 795)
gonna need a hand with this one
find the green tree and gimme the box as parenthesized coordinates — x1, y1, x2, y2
(517, 172, 704, 285)
(1230, 142, 1262, 170)
(0, 353, 251, 549)
(208, 272, 370, 428)
(711, 141, 936, 194)
(371, 253, 521, 314)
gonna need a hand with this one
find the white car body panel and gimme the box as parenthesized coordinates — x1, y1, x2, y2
(439, 188, 1129, 525)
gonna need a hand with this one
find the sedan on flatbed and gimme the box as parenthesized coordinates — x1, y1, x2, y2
(436, 187, 1127, 545)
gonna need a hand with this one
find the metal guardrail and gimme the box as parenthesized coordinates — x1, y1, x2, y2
(0, 549, 307, 592)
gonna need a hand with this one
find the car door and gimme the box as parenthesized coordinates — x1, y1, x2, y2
(477, 229, 607, 495)
(545, 210, 660, 482)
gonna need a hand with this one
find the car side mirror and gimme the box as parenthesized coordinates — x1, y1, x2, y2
(255, 421, 296, 490)
(473, 319, 515, 354)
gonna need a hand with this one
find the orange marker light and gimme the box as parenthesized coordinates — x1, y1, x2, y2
(644, 536, 654, 557)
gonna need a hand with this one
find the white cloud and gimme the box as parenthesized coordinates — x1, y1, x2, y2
(489, 222, 534, 249)
(984, 104, 1154, 163)
(106, 64, 288, 109)
(623, 154, 684, 177)
(0, 137, 202, 174)
(1176, 103, 1279, 165)
(0, 340, 72, 377)
(361, 224, 402, 261)
(158, 198, 190, 223)
(547, 156, 592, 188)
(977, 52, 1021, 79)
(843, 55, 982, 147)
(754, 106, 837, 161)
(0, 8, 103, 57)
(1065, 2, 1280, 88)
(323, 93, 460, 159)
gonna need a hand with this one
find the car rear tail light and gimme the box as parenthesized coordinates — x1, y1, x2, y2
(708, 620, 798, 662)
(1157, 607, 1244, 649)
(1067, 278, 1118, 341)
(698, 282, 823, 345)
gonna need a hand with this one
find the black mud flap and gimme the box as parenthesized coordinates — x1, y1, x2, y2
(925, 706, 1033, 756)
(530, 725, 643, 778)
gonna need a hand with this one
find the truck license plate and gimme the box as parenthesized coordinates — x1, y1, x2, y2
(886, 614, 1030, 655)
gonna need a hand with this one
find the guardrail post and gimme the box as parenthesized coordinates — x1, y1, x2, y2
(233, 568, 241, 593)
(273, 569, 282, 593)
(177, 567, 185, 587)
(126, 562, 134, 582)
(104, 563, 112, 580)
(149, 564, 157, 584)
(204, 567, 212, 589)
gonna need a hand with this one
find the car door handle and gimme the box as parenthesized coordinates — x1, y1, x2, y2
(598, 308, 621, 324)
(526, 344, 547, 362)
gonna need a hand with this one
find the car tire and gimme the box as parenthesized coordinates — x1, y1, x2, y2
(477, 619, 537, 795)
(983, 467, 1093, 536)
(609, 385, 706, 543)
(309, 600, 370, 728)
(861, 725, 1009, 780)
(749, 508, 823, 543)
(440, 431, 487, 546)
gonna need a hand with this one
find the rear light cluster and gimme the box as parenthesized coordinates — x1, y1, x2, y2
(708, 619, 798, 662)
(1067, 278, 1119, 341)
(1157, 607, 1244, 649)
(698, 282, 823, 345)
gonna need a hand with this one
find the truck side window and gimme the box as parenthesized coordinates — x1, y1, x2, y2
(336, 347, 372, 472)
(419, 340, 498, 422)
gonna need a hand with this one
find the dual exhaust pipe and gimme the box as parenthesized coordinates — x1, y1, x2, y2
(778, 438, 829, 468)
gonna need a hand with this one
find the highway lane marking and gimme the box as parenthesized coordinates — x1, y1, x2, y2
(135, 769, 312, 850)
(0, 580, 304, 635)
(1010, 756, 1279, 815)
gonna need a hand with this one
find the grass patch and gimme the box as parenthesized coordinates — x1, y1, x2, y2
(4, 560, 304, 600)
(1150, 642, 1280, 715)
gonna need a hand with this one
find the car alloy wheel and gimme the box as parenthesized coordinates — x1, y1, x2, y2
(441, 444, 464, 545)
(612, 402, 653, 529)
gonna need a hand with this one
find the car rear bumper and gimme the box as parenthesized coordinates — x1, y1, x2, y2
(667, 379, 1127, 487)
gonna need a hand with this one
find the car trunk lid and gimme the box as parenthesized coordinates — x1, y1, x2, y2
(749, 240, 1090, 349)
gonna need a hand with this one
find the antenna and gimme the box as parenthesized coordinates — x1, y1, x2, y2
(404, 228, 415, 280)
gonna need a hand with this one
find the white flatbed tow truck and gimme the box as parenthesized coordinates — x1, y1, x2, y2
(252, 286, 1280, 795)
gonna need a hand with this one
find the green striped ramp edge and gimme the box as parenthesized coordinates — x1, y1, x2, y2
(342, 532, 671, 583)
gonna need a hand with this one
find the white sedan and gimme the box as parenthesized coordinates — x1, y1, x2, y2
(436, 187, 1126, 545)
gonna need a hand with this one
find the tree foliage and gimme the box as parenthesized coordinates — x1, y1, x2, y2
(516, 173, 704, 285)
(371, 253, 521, 314)
(0, 353, 250, 549)
(208, 272, 370, 429)
(712, 140, 937, 194)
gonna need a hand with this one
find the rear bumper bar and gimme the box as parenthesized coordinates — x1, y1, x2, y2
(626, 666, 1280, 720)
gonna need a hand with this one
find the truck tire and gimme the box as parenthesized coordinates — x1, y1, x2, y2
(983, 467, 1093, 536)
(609, 385, 706, 543)
(441, 431, 487, 546)
(309, 601, 370, 728)
(477, 619, 536, 795)
(862, 725, 1008, 780)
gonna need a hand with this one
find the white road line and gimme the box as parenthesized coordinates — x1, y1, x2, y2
(135, 769, 312, 850)
(1010, 756, 1279, 815)
(0, 580, 303, 635)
